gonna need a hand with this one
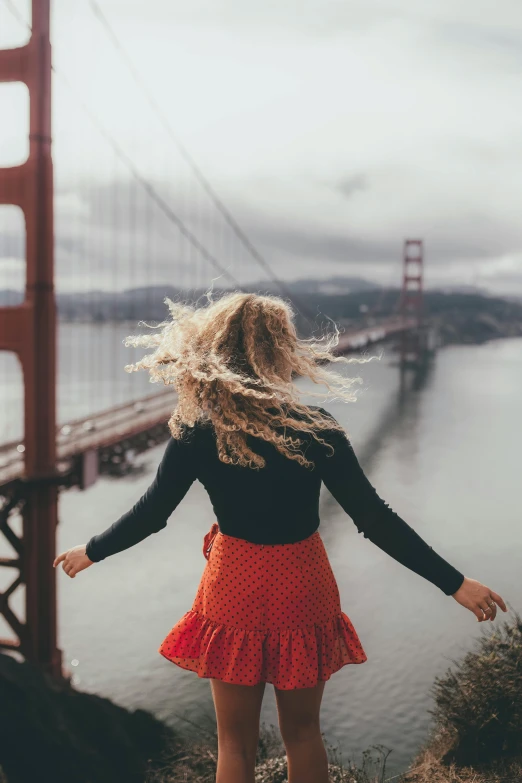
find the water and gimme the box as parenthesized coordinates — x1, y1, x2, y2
(0, 321, 165, 444)
(5, 327, 522, 777)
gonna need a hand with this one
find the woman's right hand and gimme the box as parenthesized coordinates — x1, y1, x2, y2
(451, 576, 507, 622)
(53, 544, 95, 578)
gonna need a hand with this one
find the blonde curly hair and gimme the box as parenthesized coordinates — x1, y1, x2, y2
(123, 289, 379, 469)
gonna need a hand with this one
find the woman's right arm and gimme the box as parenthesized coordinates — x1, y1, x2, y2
(84, 433, 198, 562)
(54, 430, 198, 577)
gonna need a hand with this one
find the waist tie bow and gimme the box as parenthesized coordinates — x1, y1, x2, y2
(203, 522, 220, 560)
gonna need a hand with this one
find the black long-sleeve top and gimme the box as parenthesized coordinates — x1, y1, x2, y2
(85, 405, 465, 596)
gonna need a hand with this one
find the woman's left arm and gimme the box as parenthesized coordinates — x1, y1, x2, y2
(315, 408, 507, 621)
(53, 432, 198, 577)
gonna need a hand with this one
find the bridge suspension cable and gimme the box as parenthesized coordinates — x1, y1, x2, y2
(87, 0, 317, 324)
(2, 0, 318, 325)
(2, 0, 245, 289)
(2, 0, 26, 27)
(55, 71, 247, 291)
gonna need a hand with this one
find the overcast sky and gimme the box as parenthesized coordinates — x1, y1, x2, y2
(1, 0, 522, 295)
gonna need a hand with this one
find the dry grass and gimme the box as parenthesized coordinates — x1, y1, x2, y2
(145, 723, 395, 783)
(401, 728, 521, 783)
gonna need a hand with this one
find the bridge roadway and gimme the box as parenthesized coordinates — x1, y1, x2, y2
(0, 316, 417, 487)
(334, 315, 417, 352)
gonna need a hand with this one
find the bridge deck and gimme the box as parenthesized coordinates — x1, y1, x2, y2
(0, 389, 176, 486)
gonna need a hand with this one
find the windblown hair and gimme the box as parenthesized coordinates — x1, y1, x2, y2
(123, 289, 379, 469)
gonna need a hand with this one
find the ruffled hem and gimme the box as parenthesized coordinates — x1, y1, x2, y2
(158, 608, 367, 690)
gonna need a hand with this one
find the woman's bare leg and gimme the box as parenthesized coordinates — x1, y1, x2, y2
(210, 678, 266, 783)
(275, 680, 329, 783)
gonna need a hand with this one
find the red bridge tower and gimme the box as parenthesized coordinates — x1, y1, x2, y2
(400, 239, 426, 367)
(0, 1, 63, 678)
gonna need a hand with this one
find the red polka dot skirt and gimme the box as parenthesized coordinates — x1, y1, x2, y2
(158, 523, 367, 689)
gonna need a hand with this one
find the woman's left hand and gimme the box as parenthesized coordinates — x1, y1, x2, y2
(451, 576, 507, 622)
(53, 545, 94, 578)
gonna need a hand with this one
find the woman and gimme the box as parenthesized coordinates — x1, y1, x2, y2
(54, 291, 507, 783)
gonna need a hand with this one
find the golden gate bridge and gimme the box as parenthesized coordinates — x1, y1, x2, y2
(0, 1, 434, 679)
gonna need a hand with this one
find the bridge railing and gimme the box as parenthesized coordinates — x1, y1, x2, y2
(0, 388, 175, 486)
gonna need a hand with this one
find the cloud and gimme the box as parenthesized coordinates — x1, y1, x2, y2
(337, 175, 368, 200)
(100, 0, 522, 43)
(3, 165, 522, 295)
(2, 0, 522, 294)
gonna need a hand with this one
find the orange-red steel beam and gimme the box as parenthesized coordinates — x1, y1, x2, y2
(0, 1, 63, 678)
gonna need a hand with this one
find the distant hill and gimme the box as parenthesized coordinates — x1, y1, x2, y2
(247, 276, 380, 296)
(0, 276, 380, 320)
(2, 281, 522, 347)
(427, 283, 490, 296)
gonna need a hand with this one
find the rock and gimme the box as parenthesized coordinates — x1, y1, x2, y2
(0, 653, 175, 783)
